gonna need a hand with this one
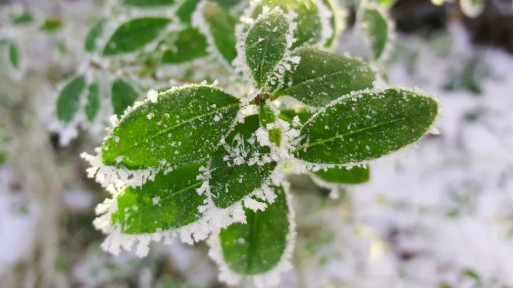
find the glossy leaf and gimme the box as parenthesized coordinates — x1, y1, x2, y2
(311, 165, 370, 184)
(123, 0, 175, 7)
(103, 18, 171, 56)
(256, 0, 322, 49)
(274, 48, 376, 107)
(102, 86, 240, 169)
(360, 4, 389, 60)
(111, 161, 206, 234)
(245, 10, 289, 88)
(8, 41, 20, 69)
(56, 76, 86, 123)
(209, 115, 274, 208)
(176, 0, 201, 24)
(111, 79, 139, 117)
(85, 83, 100, 122)
(162, 27, 208, 63)
(84, 19, 106, 52)
(294, 88, 438, 165)
(201, 2, 238, 64)
(219, 185, 289, 275)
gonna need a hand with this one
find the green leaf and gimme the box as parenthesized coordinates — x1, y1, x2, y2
(103, 18, 171, 56)
(219, 185, 290, 275)
(56, 76, 86, 123)
(111, 161, 206, 234)
(321, 0, 338, 48)
(360, 4, 389, 60)
(176, 0, 201, 24)
(379, 0, 395, 7)
(9, 12, 33, 25)
(111, 79, 139, 117)
(245, 10, 289, 88)
(40, 18, 62, 32)
(294, 88, 438, 165)
(8, 41, 20, 69)
(123, 0, 175, 7)
(201, 2, 238, 64)
(259, 104, 281, 146)
(85, 83, 100, 122)
(209, 115, 274, 208)
(162, 27, 208, 63)
(256, 0, 322, 49)
(311, 166, 370, 184)
(211, 0, 242, 10)
(274, 48, 376, 107)
(84, 19, 106, 52)
(278, 107, 313, 128)
(102, 85, 240, 169)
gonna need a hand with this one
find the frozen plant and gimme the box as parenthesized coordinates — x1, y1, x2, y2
(76, 0, 439, 287)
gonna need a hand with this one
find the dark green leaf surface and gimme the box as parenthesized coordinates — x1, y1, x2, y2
(278, 107, 313, 128)
(111, 79, 139, 117)
(275, 48, 376, 107)
(294, 88, 438, 165)
(56, 76, 86, 123)
(220, 186, 289, 275)
(40, 18, 62, 32)
(123, 0, 175, 7)
(8, 41, 20, 69)
(102, 86, 240, 169)
(256, 0, 322, 49)
(103, 18, 171, 56)
(245, 10, 289, 88)
(84, 19, 106, 52)
(162, 27, 208, 63)
(176, 0, 201, 24)
(360, 5, 388, 60)
(111, 161, 206, 234)
(202, 2, 238, 64)
(209, 115, 274, 208)
(85, 83, 100, 122)
(311, 166, 370, 184)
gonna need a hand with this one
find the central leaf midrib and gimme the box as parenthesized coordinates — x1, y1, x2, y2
(112, 102, 240, 156)
(293, 116, 406, 153)
(124, 180, 203, 219)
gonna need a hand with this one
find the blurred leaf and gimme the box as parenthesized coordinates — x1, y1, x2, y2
(274, 48, 376, 107)
(111, 78, 139, 117)
(162, 27, 208, 63)
(311, 166, 370, 184)
(360, 4, 389, 60)
(85, 83, 100, 122)
(103, 18, 171, 56)
(211, 0, 242, 9)
(40, 18, 62, 32)
(123, 0, 175, 7)
(102, 85, 240, 169)
(321, 0, 338, 48)
(8, 40, 20, 69)
(111, 161, 206, 234)
(245, 9, 289, 88)
(201, 2, 238, 64)
(9, 12, 33, 25)
(84, 19, 106, 52)
(56, 76, 86, 123)
(294, 88, 438, 165)
(219, 185, 290, 275)
(176, 0, 201, 24)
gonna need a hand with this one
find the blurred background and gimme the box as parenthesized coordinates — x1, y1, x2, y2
(1, 0, 513, 287)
